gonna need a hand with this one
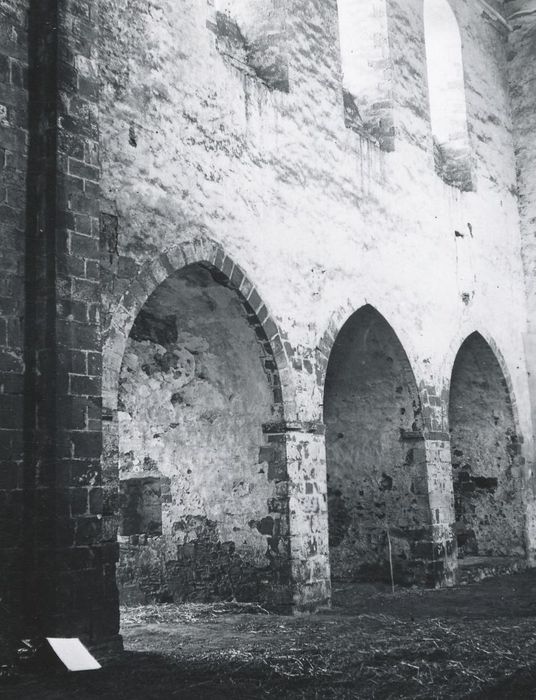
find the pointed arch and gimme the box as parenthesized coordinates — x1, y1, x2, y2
(322, 304, 432, 585)
(448, 331, 526, 560)
(316, 302, 423, 401)
(443, 329, 521, 432)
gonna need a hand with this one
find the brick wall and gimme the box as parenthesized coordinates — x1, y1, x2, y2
(0, 0, 28, 633)
(16, 0, 118, 644)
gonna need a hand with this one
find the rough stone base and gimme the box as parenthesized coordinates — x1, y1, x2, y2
(456, 556, 530, 586)
(117, 538, 293, 612)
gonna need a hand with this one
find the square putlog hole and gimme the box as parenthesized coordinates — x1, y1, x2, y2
(119, 476, 162, 536)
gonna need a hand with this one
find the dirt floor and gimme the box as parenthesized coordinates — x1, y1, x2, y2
(5, 571, 536, 698)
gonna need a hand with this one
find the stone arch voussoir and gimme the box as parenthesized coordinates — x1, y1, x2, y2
(102, 236, 292, 417)
(103, 236, 297, 611)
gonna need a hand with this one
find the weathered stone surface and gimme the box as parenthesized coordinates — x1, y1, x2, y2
(337, 0, 394, 149)
(449, 332, 525, 559)
(115, 264, 290, 607)
(508, 3, 536, 561)
(324, 305, 431, 585)
(424, 0, 473, 190)
(0, 0, 28, 641)
(1, 0, 536, 650)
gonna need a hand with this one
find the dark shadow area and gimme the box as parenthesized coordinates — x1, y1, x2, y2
(5, 570, 536, 699)
(331, 568, 536, 620)
(449, 333, 525, 560)
(19, 0, 59, 645)
(324, 305, 430, 586)
(469, 667, 536, 700)
(1, 650, 324, 700)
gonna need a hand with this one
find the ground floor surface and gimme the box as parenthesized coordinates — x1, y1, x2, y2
(5, 570, 536, 698)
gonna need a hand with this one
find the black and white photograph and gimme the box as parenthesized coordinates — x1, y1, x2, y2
(1, 0, 536, 697)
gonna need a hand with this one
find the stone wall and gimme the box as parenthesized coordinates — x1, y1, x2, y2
(0, 0, 535, 649)
(0, 0, 28, 631)
(449, 332, 525, 558)
(116, 264, 290, 607)
(96, 0, 534, 603)
(336, 0, 395, 149)
(0, 0, 120, 647)
(508, 2, 536, 545)
(324, 306, 431, 585)
(424, 0, 472, 190)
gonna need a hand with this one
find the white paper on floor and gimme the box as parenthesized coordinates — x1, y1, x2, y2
(46, 638, 102, 672)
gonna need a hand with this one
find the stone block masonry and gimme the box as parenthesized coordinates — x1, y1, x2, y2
(449, 333, 525, 559)
(324, 306, 434, 586)
(0, 0, 28, 635)
(0, 0, 119, 648)
(508, 0, 536, 460)
(115, 264, 292, 609)
(0, 0, 535, 652)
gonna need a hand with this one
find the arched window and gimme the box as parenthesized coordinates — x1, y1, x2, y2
(423, 0, 472, 190)
(336, 0, 395, 151)
(208, 0, 289, 91)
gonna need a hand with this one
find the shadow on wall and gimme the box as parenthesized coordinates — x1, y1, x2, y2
(323, 305, 432, 586)
(114, 263, 291, 609)
(449, 332, 525, 559)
